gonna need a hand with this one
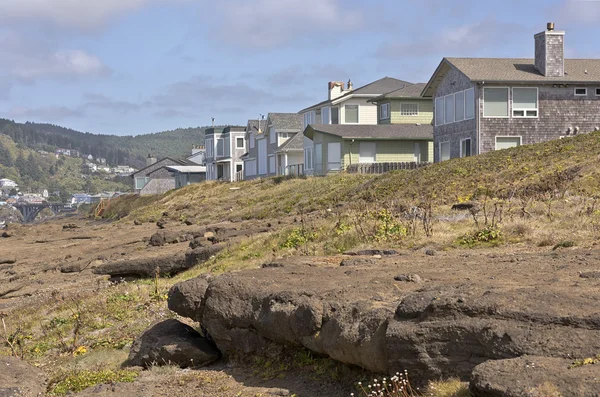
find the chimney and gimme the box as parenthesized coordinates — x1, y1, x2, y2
(328, 81, 346, 100)
(534, 22, 565, 77)
(347, 79, 353, 91)
(146, 154, 157, 167)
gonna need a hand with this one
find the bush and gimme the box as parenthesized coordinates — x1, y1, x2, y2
(458, 227, 502, 247)
(48, 369, 138, 395)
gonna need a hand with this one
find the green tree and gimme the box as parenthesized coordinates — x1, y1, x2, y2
(0, 141, 13, 167)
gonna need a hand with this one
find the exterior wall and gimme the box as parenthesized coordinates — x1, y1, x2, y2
(175, 173, 206, 189)
(342, 140, 430, 168)
(433, 67, 478, 162)
(390, 98, 433, 125)
(535, 31, 564, 77)
(338, 99, 378, 125)
(132, 158, 181, 193)
(140, 178, 175, 195)
(479, 84, 600, 153)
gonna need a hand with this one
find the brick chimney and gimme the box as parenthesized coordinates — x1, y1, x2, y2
(328, 81, 346, 100)
(534, 22, 565, 77)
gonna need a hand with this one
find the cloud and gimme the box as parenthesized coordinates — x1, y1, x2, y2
(82, 93, 140, 113)
(376, 18, 527, 59)
(553, 0, 600, 23)
(266, 64, 357, 87)
(6, 105, 83, 121)
(209, 0, 364, 47)
(0, 0, 187, 31)
(0, 30, 110, 82)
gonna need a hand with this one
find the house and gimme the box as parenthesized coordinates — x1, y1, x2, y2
(71, 194, 92, 206)
(368, 83, 433, 126)
(300, 77, 412, 175)
(204, 126, 246, 181)
(163, 165, 206, 189)
(422, 22, 600, 162)
(0, 179, 17, 188)
(304, 124, 433, 175)
(131, 157, 187, 195)
(187, 146, 206, 165)
(242, 119, 267, 180)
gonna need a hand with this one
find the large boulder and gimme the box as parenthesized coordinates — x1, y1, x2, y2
(126, 319, 220, 368)
(469, 355, 600, 397)
(93, 253, 187, 278)
(184, 245, 224, 268)
(0, 356, 47, 396)
(168, 277, 210, 320)
(149, 231, 192, 247)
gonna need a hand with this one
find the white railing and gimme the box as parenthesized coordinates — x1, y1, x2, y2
(347, 162, 430, 174)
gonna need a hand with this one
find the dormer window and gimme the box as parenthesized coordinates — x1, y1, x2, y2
(380, 103, 390, 120)
(575, 88, 587, 96)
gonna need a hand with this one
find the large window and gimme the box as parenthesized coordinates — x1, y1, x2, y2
(304, 147, 313, 170)
(444, 94, 455, 123)
(249, 134, 255, 149)
(322, 107, 330, 124)
(205, 138, 213, 157)
(483, 87, 509, 117)
(135, 177, 150, 190)
(331, 107, 339, 124)
(435, 97, 444, 126)
(303, 111, 315, 128)
(400, 103, 418, 116)
(314, 143, 323, 171)
(359, 142, 376, 163)
(455, 91, 465, 121)
(258, 139, 267, 175)
(345, 105, 359, 123)
(439, 142, 450, 162)
(496, 136, 521, 150)
(380, 103, 390, 120)
(460, 138, 472, 157)
(269, 155, 275, 174)
(269, 128, 276, 144)
(465, 88, 475, 120)
(327, 142, 342, 170)
(216, 138, 224, 157)
(512, 88, 538, 118)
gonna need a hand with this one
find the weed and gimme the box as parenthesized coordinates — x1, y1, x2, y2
(457, 227, 503, 247)
(569, 354, 600, 368)
(1, 315, 30, 358)
(48, 369, 138, 395)
(280, 227, 317, 250)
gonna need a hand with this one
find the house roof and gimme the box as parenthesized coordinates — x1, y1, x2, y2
(131, 157, 187, 178)
(275, 132, 304, 152)
(368, 83, 428, 103)
(246, 119, 267, 134)
(304, 124, 433, 141)
(299, 77, 413, 113)
(268, 113, 303, 132)
(165, 165, 206, 173)
(422, 57, 600, 97)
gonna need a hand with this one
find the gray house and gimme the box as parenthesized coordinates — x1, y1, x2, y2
(422, 23, 600, 162)
(242, 119, 267, 180)
(131, 157, 187, 195)
(205, 126, 246, 181)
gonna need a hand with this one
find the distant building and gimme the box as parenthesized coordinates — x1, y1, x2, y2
(71, 193, 92, 206)
(187, 146, 206, 165)
(0, 179, 17, 188)
(55, 148, 71, 157)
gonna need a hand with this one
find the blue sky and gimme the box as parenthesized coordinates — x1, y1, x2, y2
(0, 0, 598, 136)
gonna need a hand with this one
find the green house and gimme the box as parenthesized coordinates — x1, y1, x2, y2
(304, 124, 433, 176)
(368, 83, 433, 126)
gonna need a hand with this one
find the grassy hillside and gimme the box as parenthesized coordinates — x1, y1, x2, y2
(102, 131, 600, 274)
(0, 119, 207, 169)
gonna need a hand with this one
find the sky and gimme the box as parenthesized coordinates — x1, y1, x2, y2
(0, 0, 599, 136)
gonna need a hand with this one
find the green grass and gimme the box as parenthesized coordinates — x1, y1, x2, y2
(48, 369, 139, 395)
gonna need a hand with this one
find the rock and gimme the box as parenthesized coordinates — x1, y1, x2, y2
(207, 228, 271, 243)
(1, 231, 11, 238)
(394, 274, 422, 283)
(451, 202, 480, 211)
(60, 263, 83, 273)
(126, 319, 220, 368)
(343, 249, 398, 256)
(203, 231, 215, 239)
(0, 356, 47, 396)
(580, 271, 600, 279)
(149, 231, 192, 247)
(189, 237, 208, 249)
(263, 256, 339, 268)
(92, 253, 187, 278)
(184, 218, 195, 226)
(0, 257, 16, 265)
(62, 223, 79, 229)
(469, 355, 600, 397)
(168, 277, 210, 320)
(424, 249, 437, 256)
(156, 220, 167, 229)
(340, 257, 377, 267)
(133, 219, 142, 226)
(185, 245, 224, 269)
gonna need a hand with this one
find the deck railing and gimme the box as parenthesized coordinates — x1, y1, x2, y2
(346, 162, 430, 174)
(235, 170, 244, 182)
(278, 164, 304, 177)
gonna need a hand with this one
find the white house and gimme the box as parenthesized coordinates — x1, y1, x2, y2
(0, 179, 18, 188)
(205, 126, 246, 182)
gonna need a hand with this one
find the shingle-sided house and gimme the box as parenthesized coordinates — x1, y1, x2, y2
(131, 157, 187, 195)
(205, 126, 246, 181)
(422, 23, 600, 162)
(300, 77, 412, 175)
(242, 119, 266, 180)
(246, 113, 303, 179)
(368, 83, 433, 126)
(304, 124, 433, 176)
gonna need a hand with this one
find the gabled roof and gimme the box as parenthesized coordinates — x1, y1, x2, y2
(165, 165, 206, 173)
(368, 83, 428, 103)
(422, 57, 600, 97)
(304, 124, 433, 141)
(299, 77, 413, 113)
(275, 132, 304, 152)
(246, 119, 267, 134)
(131, 157, 187, 178)
(267, 113, 303, 132)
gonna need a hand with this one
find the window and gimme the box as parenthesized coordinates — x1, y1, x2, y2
(439, 142, 450, 162)
(512, 88, 538, 117)
(455, 91, 465, 121)
(236, 137, 245, 149)
(460, 138, 472, 157)
(495, 136, 521, 150)
(444, 94, 455, 123)
(327, 142, 341, 170)
(236, 164, 243, 173)
(269, 155, 275, 174)
(575, 88, 587, 96)
(314, 143, 323, 171)
(331, 107, 339, 124)
(380, 103, 390, 120)
(345, 105, 359, 123)
(279, 133, 289, 139)
(465, 88, 475, 120)
(359, 142, 376, 163)
(245, 160, 256, 176)
(249, 134, 255, 149)
(269, 128, 276, 144)
(483, 87, 509, 117)
(322, 107, 330, 124)
(205, 138, 213, 157)
(258, 139, 267, 175)
(304, 147, 313, 170)
(401, 103, 418, 116)
(135, 177, 150, 190)
(435, 97, 444, 126)
(303, 112, 315, 128)
(216, 138, 224, 157)
(596, 88, 600, 96)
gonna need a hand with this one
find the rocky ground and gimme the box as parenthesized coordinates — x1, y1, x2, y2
(1, 214, 600, 396)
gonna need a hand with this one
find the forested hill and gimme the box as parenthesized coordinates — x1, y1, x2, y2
(0, 119, 207, 168)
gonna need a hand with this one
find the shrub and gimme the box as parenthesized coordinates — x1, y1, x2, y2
(280, 227, 317, 249)
(457, 227, 502, 247)
(48, 369, 138, 395)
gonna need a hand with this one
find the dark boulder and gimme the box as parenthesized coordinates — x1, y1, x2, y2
(92, 253, 187, 278)
(343, 249, 398, 256)
(185, 245, 224, 268)
(168, 277, 210, 320)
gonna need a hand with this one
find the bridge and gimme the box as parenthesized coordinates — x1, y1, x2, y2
(13, 202, 75, 223)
